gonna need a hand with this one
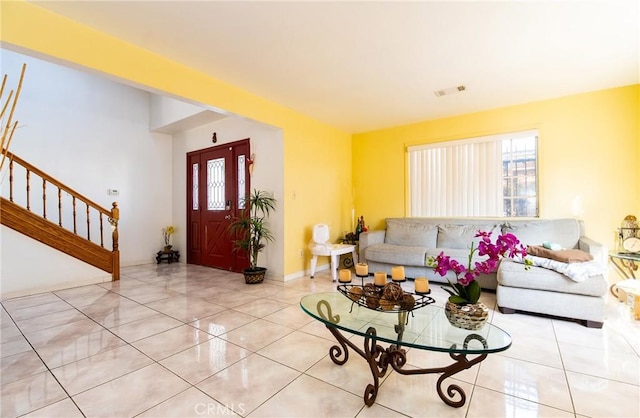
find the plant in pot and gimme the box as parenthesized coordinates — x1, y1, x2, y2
(428, 231, 530, 330)
(162, 225, 175, 252)
(229, 189, 277, 284)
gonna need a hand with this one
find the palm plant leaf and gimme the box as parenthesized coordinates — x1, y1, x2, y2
(229, 189, 277, 270)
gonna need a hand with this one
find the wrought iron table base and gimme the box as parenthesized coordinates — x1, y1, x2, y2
(609, 254, 638, 297)
(324, 324, 487, 408)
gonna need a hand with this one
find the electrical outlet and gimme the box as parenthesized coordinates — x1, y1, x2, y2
(299, 249, 304, 257)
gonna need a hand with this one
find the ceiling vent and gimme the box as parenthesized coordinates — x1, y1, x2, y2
(434, 85, 466, 97)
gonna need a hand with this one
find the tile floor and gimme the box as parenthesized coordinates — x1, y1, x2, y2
(1, 263, 639, 418)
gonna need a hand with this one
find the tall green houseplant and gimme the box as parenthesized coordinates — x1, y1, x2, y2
(230, 189, 276, 283)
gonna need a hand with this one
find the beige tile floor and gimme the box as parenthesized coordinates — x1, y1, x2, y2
(1, 263, 639, 418)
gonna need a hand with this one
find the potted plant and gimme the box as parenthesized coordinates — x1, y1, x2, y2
(229, 189, 277, 284)
(162, 225, 175, 252)
(428, 231, 530, 330)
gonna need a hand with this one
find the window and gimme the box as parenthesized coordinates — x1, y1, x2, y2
(408, 130, 538, 217)
(238, 154, 246, 210)
(207, 157, 225, 211)
(192, 163, 199, 210)
(502, 134, 538, 217)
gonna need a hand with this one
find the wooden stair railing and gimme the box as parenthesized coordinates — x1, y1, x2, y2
(1, 150, 120, 280)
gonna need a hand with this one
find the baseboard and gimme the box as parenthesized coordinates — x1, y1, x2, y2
(283, 271, 305, 282)
(0, 274, 111, 300)
(0, 262, 332, 299)
(283, 264, 329, 282)
(125, 259, 164, 268)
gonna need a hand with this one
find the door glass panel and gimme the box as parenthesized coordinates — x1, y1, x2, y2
(207, 158, 225, 211)
(192, 163, 199, 210)
(238, 154, 246, 209)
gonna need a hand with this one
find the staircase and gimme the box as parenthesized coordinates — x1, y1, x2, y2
(1, 150, 120, 280)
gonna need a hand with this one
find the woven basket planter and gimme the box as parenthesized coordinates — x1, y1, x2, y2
(243, 267, 266, 284)
(444, 301, 489, 330)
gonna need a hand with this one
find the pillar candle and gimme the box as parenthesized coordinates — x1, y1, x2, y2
(355, 263, 368, 276)
(415, 277, 429, 293)
(391, 266, 405, 281)
(374, 272, 387, 286)
(338, 269, 352, 283)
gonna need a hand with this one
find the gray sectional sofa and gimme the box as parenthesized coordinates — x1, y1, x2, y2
(359, 217, 608, 327)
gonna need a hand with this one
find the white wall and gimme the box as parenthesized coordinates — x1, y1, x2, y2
(0, 49, 287, 296)
(0, 49, 173, 296)
(149, 95, 208, 132)
(148, 95, 228, 134)
(171, 116, 285, 279)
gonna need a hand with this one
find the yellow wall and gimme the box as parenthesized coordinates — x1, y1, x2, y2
(1, 0, 352, 276)
(353, 85, 640, 251)
(3, 1, 638, 277)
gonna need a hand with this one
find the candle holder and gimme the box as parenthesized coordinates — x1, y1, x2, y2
(355, 273, 369, 286)
(337, 284, 434, 314)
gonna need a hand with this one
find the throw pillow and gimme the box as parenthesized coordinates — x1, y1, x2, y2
(527, 245, 593, 263)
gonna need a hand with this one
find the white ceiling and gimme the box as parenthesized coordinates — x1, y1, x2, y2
(31, 1, 639, 133)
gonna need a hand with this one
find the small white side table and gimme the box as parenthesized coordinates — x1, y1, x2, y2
(309, 243, 357, 282)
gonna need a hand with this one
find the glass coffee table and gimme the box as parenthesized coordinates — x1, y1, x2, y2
(300, 292, 511, 408)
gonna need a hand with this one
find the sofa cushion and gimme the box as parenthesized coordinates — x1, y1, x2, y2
(385, 219, 438, 247)
(365, 244, 428, 266)
(436, 224, 499, 249)
(497, 259, 607, 297)
(503, 219, 581, 249)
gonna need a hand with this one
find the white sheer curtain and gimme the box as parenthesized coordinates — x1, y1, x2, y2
(409, 136, 503, 217)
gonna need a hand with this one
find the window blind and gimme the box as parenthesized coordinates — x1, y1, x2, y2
(407, 130, 537, 217)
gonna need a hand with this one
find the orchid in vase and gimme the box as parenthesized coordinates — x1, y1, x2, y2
(163, 225, 175, 249)
(429, 231, 530, 306)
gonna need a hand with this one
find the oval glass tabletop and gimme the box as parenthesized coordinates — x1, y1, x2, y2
(300, 292, 511, 355)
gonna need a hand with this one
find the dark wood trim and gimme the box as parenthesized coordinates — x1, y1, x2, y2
(186, 138, 250, 271)
(1, 197, 113, 272)
(5, 150, 112, 217)
(1, 149, 120, 281)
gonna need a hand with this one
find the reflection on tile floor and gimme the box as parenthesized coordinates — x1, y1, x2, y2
(1, 263, 639, 417)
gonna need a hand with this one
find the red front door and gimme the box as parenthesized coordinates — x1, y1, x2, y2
(186, 139, 250, 271)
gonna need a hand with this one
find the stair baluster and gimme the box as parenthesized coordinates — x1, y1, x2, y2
(1, 149, 120, 281)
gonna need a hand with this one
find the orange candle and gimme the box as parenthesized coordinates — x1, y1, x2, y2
(391, 266, 405, 281)
(415, 277, 429, 293)
(338, 269, 352, 283)
(355, 263, 369, 276)
(374, 271, 387, 286)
